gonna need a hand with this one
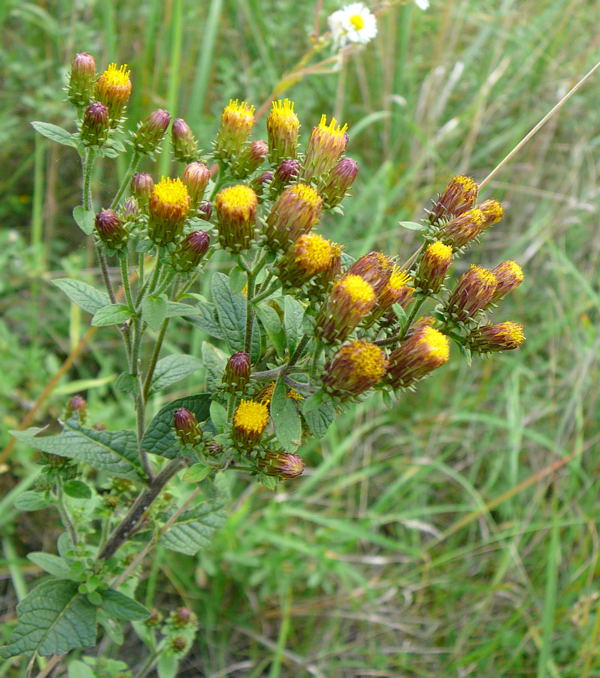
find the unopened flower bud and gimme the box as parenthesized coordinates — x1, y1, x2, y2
(95, 209, 127, 250)
(148, 177, 191, 245)
(266, 183, 322, 250)
(144, 608, 163, 627)
(205, 439, 223, 456)
(445, 265, 497, 321)
(223, 352, 251, 391)
(233, 400, 269, 448)
(321, 157, 359, 208)
(467, 321, 525, 353)
(257, 450, 304, 479)
(377, 268, 414, 313)
(273, 158, 301, 188)
(95, 63, 132, 123)
(267, 99, 300, 165)
(316, 275, 376, 344)
(215, 184, 258, 252)
(348, 252, 394, 296)
(181, 162, 211, 206)
(65, 395, 87, 423)
(173, 230, 210, 272)
(172, 607, 196, 628)
(172, 118, 199, 163)
(214, 99, 255, 159)
(490, 260, 523, 303)
(170, 636, 188, 653)
(478, 199, 504, 231)
(415, 241, 452, 294)
(303, 115, 348, 182)
(440, 208, 484, 248)
(387, 325, 450, 389)
(323, 340, 388, 398)
(67, 52, 96, 108)
(131, 173, 154, 203)
(173, 408, 203, 447)
(133, 108, 171, 155)
(119, 198, 140, 224)
(250, 171, 273, 200)
(430, 175, 478, 223)
(198, 200, 213, 221)
(234, 140, 268, 177)
(80, 101, 110, 146)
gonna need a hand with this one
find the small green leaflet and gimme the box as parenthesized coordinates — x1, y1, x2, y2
(160, 499, 228, 556)
(270, 379, 302, 451)
(142, 295, 167, 331)
(150, 354, 203, 393)
(31, 121, 78, 148)
(92, 304, 133, 327)
(98, 589, 150, 621)
(52, 278, 110, 315)
(72, 207, 96, 235)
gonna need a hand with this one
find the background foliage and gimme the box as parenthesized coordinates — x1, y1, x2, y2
(1, 0, 599, 675)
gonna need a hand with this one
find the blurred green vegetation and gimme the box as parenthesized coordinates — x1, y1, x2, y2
(1, 0, 599, 676)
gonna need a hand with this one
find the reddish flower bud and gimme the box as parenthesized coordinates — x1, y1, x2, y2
(321, 157, 359, 208)
(198, 200, 213, 221)
(95, 63, 132, 123)
(348, 252, 394, 296)
(316, 274, 376, 344)
(173, 230, 210, 272)
(267, 99, 300, 165)
(172, 607, 196, 628)
(170, 636, 188, 653)
(234, 140, 268, 178)
(133, 108, 171, 155)
(65, 395, 87, 423)
(303, 115, 348, 182)
(430, 175, 478, 223)
(440, 208, 485, 248)
(387, 325, 450, 389)
(273, 158, 301, 187)
(223, 352, 251, 391)
(323, 340, 388, 398)
(80, 101, 110, 147)
(144, 608, 163, 627)
(67, 52, 96, 108)
(95, 209, 127, 250)
(257, 450, 304, 479)
(415, 241, 452, 294)
(205, 439, 223, 456)
(250, 171, 273, 200)
(266, 183, 322, 250)
(173, 408, 203, 447)
(467, 321, 525, 353)
(490, 260, 524, 303)
(172, 118, 199, 163)
(215, 184, 258, 252)
(445, 265, 497, 321)
(131, 173, 154, 202)
(182, 162, 211, 205)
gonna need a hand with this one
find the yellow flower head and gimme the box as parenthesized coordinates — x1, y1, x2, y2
(417, 327, 450, 364)
(215, 99, 255, 157)
(215, 184, 258, 252)
(416, 241, 453, 294)
(95, 63, 132, 118)
(336, 274, 376, 305)
(148, 177, 191, 245)
(348, 251, 394, 295)
(430, 175, 479, 223)
(294, 233, 335, 274)
(267, 99, 300, 163)
(304, 115, 349, 181)
(479, 199, 504, 229)
(446, 265, 497, 320)
(426, 241, 452, 263)
(323, 340, 388, 398)
(233, 400, 269, 446)
(468, 321, 525, 353)
(441, 208, 485, 248)
(377, 267, 414, 312)
(387, 325, 449, 389)
(317, 275, 376, 344)
(491, 260, 524, 302)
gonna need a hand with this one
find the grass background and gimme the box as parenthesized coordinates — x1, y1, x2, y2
(1, 0, 600, 676)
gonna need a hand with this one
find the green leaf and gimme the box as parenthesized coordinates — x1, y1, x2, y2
(68, 660, 96, 678)
(115, 372, 137, 394)
(302, 395, 336, 437)
(150, 354, 202, 394)
(165, 301, 202, 318)
(11, 422, 143, 481)
(182, 463, 212, 483)
(201, 342, 227, 392)
(63, 480, 92, 499)
(160, 499, 227, 556)
(27, 553, 74, 579)
(142, 295, 167, 331)
(270, 379, 302, 452)
(31, 121, 78, 148)
(91, 304, 132, 327)
(157, 653, 179, 678)
(142, 394, 212, 459)
(183, 301, 225, 340)
(14, 491, 51, 511)
(283, 296, 305, 355)
(98, 589, 150, 621)
(255, 304, 286, 358)
(209, 400, 227, 433)
(52, 278, 109, 315)
(398, 220, 427, 231)
(0, 578, 96, 658)
(72, 206, 95, 235)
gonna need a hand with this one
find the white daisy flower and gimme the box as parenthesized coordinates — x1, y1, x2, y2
(328, 3, 378, 50)
(415, 0, 430, 9)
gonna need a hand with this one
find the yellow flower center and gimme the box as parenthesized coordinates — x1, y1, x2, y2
(234, 400, 269, 434)
(349, 14, 365, 30)
(152, 177, 190, 210)
(100, 63, 131, 88)
(496, 260, 524, 282)
(418, 327, 450, 363)
(454, 176, 478, 192)
(427, 241, 452, 262)
(497, 322, 525, 345)
(387, 267, 411, 291)
(289, 183, 322, 209)
(295, 233, 333, 273)
(316, 114, 348, 138)
(216, 185, 258, 219)
(480, 199, 504, 225)
(469, 265, 497, 287)
(347, 341, 387, 379)
(462, 208, 485, 226)
(337, 275, 376, 304)
(223, 99, 255, 121)
(269, 99, 300, 130)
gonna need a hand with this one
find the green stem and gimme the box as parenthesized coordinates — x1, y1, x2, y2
(289, 334, 310, 367)
(120, 255, 135, 310)
(244, 271, 256, 355)
(56, 482, 78, 546)
(110, 152, 140, 210)
(252, 279, 281, 304)
(226, 392, 237, 423)
(133, 651, 159, 678)
(375, 296, 427, 347)
(310, 343, 323, 378)
(142, 318, 170, 400)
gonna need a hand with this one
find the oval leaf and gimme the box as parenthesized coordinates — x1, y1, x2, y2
(52, 278, 110, 315)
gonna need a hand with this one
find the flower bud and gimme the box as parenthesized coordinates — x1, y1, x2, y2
(172, 230, 210, 272)
(65, 395, 87, 423)
(133, 108, 171, 155)
(439, 208, 484, 248)
(316, 274, 376, 344)
(387, 325, 450, 389)
(95, 63, 132, 123)
(205, 439, 223, 456)
(173, 408, 203, 447)
(468, 322, 525, 353)
(266, 183, 322, 250)
(214, 99, 255, 159)
(323, 340, 388, 398)
(377, 268, 414, 313)
(148, 177, 191, 246)
(445, 265, 497, 321)
(257, 450, 304, 479)
(119, 198, 141, 224)
(80, 101, 110, 147)
(214, 184, 258, 252)
(267, 99, 300, 165)
(320, 157, 359, 208)
(172, 118, 199, 163)
(348, 252, 394, 296)
(131, 173, 154, 203)
(250, 171, 274, 201)
(490, 260, 523, 303)
(233, 400, 269, 448)
(303, 115, 348, 182)
(223, 352, 251, 392)
(170, 636, 188, 653)
(144, 608, 163, 627)
(430, 175, 478, 223)
(415, 241, 452, 294)
(234, 140, 268, 177)
(95, 209, 127, 250)
(67, 52, 96, 108)
(198, 200, 213, 221)
(278, 233, 340, 290)
(182, 162, 211, 206)
(478, 199, 504, 231)
(272, 158, 302, 190)
(172, 607, 197, 628)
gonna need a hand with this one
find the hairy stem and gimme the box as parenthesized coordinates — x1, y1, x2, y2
(142, 317, 170, 400)
(110, 151, 140, 210)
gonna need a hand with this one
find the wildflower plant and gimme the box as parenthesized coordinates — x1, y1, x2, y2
(3, 53, 525, 671)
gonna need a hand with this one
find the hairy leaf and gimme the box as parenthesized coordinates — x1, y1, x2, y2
(72, 207, 95, 236)
(201, 342, 227, 391)
(283, 296, 305, 355)
(183, 301, 225, 340)
(160, 499, 227, 556)
(27, 553, 74, 580)
(142, 295, 167, 331)
(14, 491, 51, 512)
(31, 121, 78, 148)
(270, 379, 302, 451)
(91, 304, 132, 327)
(98, 589, 150, 621)
(150, 354, 203, 393)
(302, 395, 336, 438)
(52, 278, 110, 315)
